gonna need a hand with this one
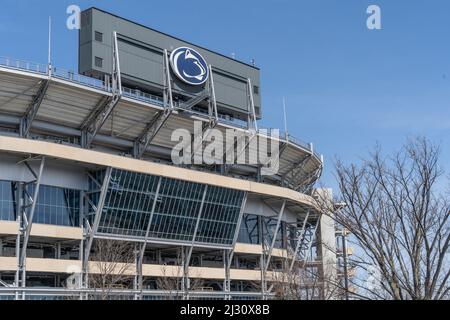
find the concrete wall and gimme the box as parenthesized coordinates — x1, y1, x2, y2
(316, 188, 338, 298)
(0, 154, 87, 190)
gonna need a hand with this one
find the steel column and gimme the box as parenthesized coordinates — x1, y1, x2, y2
(190, 65, 219, 163)
(246, 78, 258, 132)
(260, 201, 285, 299)
(183, 185, 208, 299)
(20, 79, 50, 138)
(18, 157, 45, 293)
(83, 167, 112, 285)
(14, 182, 22, 300)
(137, 177, 162, 298)
(263, 201, 286, 274)
(289, 210, 310, 272)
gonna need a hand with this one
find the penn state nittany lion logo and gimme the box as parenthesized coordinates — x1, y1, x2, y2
(170, 47, 209, 85)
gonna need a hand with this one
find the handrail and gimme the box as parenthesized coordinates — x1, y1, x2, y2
(52, 67, 108, 91)
(0, 56, 48, 75)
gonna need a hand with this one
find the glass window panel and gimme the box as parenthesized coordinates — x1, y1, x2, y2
(93, 169, 245, 246)
(26, 185, 80, 227)
(0, 181, 15, 221)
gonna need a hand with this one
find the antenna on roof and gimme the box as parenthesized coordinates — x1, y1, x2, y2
(48, 16, 52, 74)
(283, 97, 289, 141)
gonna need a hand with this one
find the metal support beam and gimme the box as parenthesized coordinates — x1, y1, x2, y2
(81, 32, 122, 148)
(230, 193, 248, 250)
(280, 154, 313, 191)
(0, 82, 41, 112)
(181, 91, 209, 111)
(0, 280, 11, 288)
(263, 201, 285, 274)
(293, 165, 323, 193)
(289, 210, 310, 272)
(20, 79, 50, 137)
(261, 201, 285, 299)
(301, 218, 321, 269)
(132, 110, 171, 158)
(183, 185, 208, 299)
(137, 177, 162, 297)
(14, 182, 22, 300)
(18, 157, 45, 291)
(185, 65, 219, 163)
(83, 167, 112, 284)
(223, 192, 248, 300)
(246, 78, 258, 132)
(132, 50, 174, 158)
(281, 154, 311, 180)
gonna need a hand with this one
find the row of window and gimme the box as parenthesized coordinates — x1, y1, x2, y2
(1, 178, 305, 249)
(94, 30, 104, 69)
(0, 181, 80, 227)
(94, 169, 245, 246)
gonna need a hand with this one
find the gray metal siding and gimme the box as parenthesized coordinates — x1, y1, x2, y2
(79, 8, 261, 118)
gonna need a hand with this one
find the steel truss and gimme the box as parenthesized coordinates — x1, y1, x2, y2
(15, 156, 45, 299)
(82, 167, 112, 287)
(294, 164, 323, 194)
(288, 210, 311, 272)
(81, 31, 122, 148)
(20, 76, 50, 138)
(132, 50, 174, 159)
(296, 218, 321, 268)
(281, 154, 311, 185)
(279, 152, 322, 194)
(260, 201, 286, 299)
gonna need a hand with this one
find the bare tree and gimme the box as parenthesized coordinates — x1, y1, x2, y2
(271, 259, 342, 300)
(329, 137, 450, 300)
(155, 251, 204, 299)
(88, 239, 135, 300)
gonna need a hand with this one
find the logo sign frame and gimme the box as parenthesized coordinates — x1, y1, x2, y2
(170, 47, 209, 86)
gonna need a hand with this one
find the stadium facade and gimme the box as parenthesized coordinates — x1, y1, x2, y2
(0, 8, 344, 300)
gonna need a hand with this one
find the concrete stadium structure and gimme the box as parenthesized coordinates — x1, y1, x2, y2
(0, 8, 340, 300)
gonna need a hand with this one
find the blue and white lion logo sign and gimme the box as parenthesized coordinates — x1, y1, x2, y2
(170, 47, 209, 86)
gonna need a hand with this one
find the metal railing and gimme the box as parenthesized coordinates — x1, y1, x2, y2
(0, 56, 48, 75)
(257, 126, 322, 161)
(52, 66, 108, 91)
(0, 287, 270, 300)
(122, 87, 164, 106)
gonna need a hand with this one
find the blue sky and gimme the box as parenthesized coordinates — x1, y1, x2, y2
(1, 0, 449, 190)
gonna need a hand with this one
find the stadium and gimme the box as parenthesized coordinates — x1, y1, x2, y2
(0, 7, 345, 300)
